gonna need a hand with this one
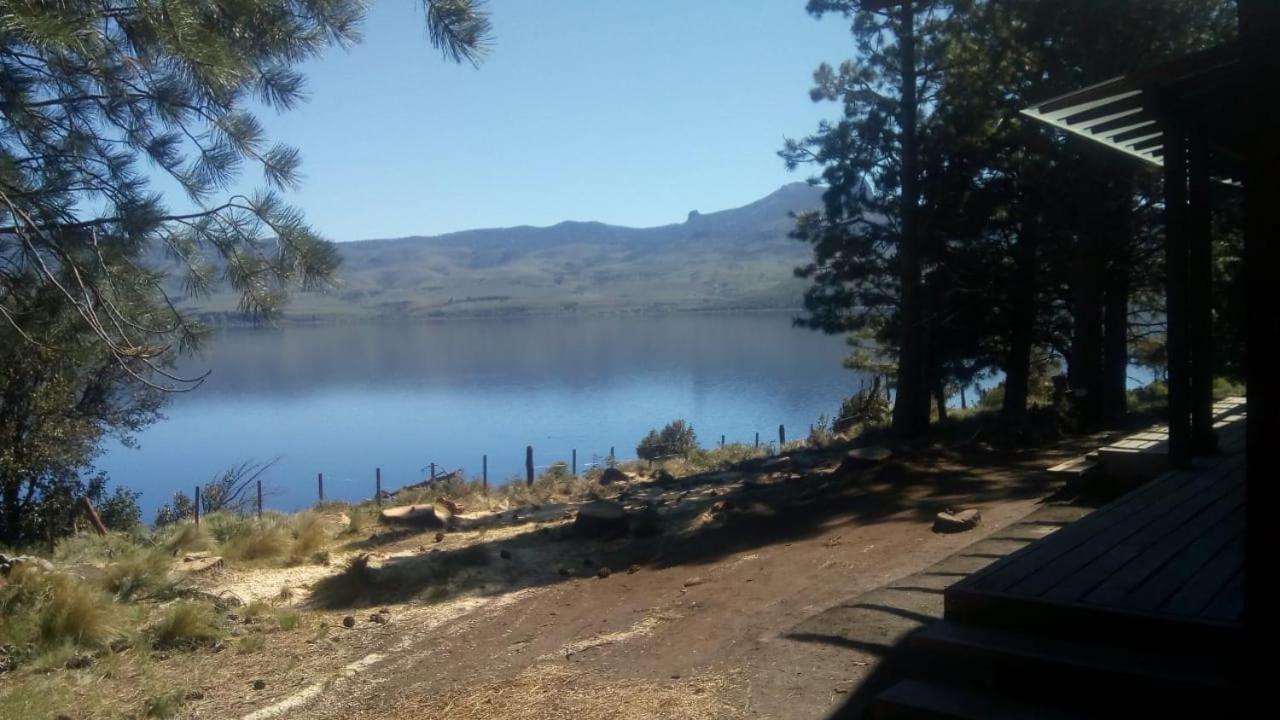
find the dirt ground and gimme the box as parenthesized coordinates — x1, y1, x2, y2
(114, 434, 1113, 720)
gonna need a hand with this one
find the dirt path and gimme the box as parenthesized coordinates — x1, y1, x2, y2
(201, 437, 1105, 720)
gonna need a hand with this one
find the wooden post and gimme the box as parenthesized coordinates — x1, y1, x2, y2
(610, 447, 615, 463)
(79, 497, 108, 537)
(375, 468, 382, 506)
(430, 463, 436, 481)
(1164, 121, 1192, 469)
(720, 434, 725, 448)
(482, 455, 488, 492)
(755, 431, 759, 448)
(318, 473, 324, 503)
(778, 424, 786, 447)
(1188, 126, 1216, 454)
(525, 445, 534, 486)
(572, 449, 577, 476)
(194, 484, 200, 526)
(256, 479, 263, 518)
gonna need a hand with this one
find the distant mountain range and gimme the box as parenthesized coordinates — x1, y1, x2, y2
(180, 182, 826, 322)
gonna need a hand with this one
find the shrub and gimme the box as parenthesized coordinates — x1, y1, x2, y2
(0, 566, 121, 663)
(53, 531, 147, 564)
(160, 522, 212, 555)
(150, 602, 221, 648)
(101, 550, 175, 601)
(636, 419, 698, 460)
(220, 521, 290, 563)
(275, 609, 301, 630)
(835, 389, 891, 432)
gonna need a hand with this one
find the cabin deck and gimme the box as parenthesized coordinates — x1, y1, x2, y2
(947, 405, 1246, 655)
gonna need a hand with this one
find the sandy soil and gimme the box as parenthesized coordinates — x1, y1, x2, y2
(126, 431, 1114, 720)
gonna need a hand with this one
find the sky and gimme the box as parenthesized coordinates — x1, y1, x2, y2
(228, 1, 855, 241)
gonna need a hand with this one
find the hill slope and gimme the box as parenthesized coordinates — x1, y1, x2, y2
(182, 183, 825, 321)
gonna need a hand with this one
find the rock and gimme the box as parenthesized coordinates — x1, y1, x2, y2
(627, 564, 641, 574)
(682, 577, 707, 588)
(369, 613, 390, 625)
(434, 532, 445, 543)
(342, 615, 356, 628)
(761, 456, 792, 472)
(253, 679, 267, 690)
(64, 654, 93, 670)
(838, 446, 893, 474)
(596, 566, 612, 579)
(499, 549, 513, 560)
(933, 508, 982, 534)
(599, 467, 628, 485)
(378, 504, 444, 528)
(630, 507, 663, 538)
(572, 501, 630, 539)
(185, 690, 206, 701)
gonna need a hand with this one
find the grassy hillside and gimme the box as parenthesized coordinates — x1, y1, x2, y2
(178, 183, 825, 322)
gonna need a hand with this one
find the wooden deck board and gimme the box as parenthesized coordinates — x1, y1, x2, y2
(950, 407, 1247, 634)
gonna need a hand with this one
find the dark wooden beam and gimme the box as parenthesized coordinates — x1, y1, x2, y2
(1163, 122, 1191, 470)
(1188, 126, 1216, 454)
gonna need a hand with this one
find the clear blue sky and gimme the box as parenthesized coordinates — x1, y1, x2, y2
(240, 1, 853, 241)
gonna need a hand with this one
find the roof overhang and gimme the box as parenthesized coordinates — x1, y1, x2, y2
(1021, 43, 1244, 181)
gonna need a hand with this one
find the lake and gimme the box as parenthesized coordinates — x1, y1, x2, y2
(99, 313, 863, 520)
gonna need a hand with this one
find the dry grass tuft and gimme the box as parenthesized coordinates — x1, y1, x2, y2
(220, 522, 290, 562)
(150, 601, 221, 648)
(0, 566, 122, 662)
(354, 663, 742, 720)
(288, 512, 330, 564)
(101, 550, 176, 601)
(162, 522, 212, 555)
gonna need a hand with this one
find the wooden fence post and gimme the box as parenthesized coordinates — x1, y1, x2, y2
(79, 497, 108, 537)
(256, 479, 263, 518)
(526, 446, 534, 486)
(720, 434, 725, 448)
(194, 484, 200, 526)
(572, 448, 577, 477)
(755, 431, 759, 448)
(375, 468, 382, 506)
(778, 424, 785, 447)
(318, 473, 324, 503)
(482, 455, 488, 492)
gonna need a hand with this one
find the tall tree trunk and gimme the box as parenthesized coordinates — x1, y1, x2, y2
(891, 0, 929, 439)
(1069, 176, 1108, 429)
(934, 379, 948, 422)
(1002, 217, 1040, 426)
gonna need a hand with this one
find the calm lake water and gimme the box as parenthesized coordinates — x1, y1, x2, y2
(99, 313, 862, 519)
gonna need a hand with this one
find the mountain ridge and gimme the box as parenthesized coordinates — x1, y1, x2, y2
(181, 183, 826, 322)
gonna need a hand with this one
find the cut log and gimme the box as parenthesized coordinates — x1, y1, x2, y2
(838, 446, 893, 474)
(378, 504, 445, 528)
(179, 555, 224, 573)
(933, 508, 982, 533)
(573, 501, 630, 539)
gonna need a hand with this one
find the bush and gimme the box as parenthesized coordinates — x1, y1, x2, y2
(160, 522, 211, 555)
(835, 389, 891, 432)
(0, 566, 121, 664)
(220, 521, 290, 563)
(150, 602, 221, 648)
(101, 550, 175, 602)
(636, 419, 698, 460)
(287, 512, 329, 565)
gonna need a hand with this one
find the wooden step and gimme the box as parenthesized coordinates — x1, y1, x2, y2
(872, 679, 1087, 720)
(902, 621, 1239, 715)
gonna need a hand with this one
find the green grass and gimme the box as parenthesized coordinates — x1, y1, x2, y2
(150, 602, 222, 649)
(100, 550, 177, 602)
(0, 565, 123, 667)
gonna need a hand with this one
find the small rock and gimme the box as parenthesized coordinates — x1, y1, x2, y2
(596, 567, 612, 579)
(64, 654, 93, 670)
(599, 467, 628, 485)
(370, 613, 390, 625)
(682, 577, 707, 588)
(933, 508, 982, 534)
(627, 564, 641, 574)
(342, 616, 356, 628)
(434, 532, 445, 543)
(253, 679, 267, 690)
(500, 549, 513, 560)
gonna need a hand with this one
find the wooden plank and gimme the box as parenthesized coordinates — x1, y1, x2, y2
(1198, 568, 1245, 622)
(1090, 493, 1243, 609)
(1157, 530, 1245, 618)
(1040, 477, 1242, 604)
(1016, 468, 1242, 599)
(995, 464, 1229, 595)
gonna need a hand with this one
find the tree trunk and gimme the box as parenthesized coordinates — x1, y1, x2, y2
(934, 380, 948, 422)
(1002, 218, 1040, 426)
(1101, 176, 1134, 420)
(891, 0, 930, 439)
(1069, 177, 1108, 429)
